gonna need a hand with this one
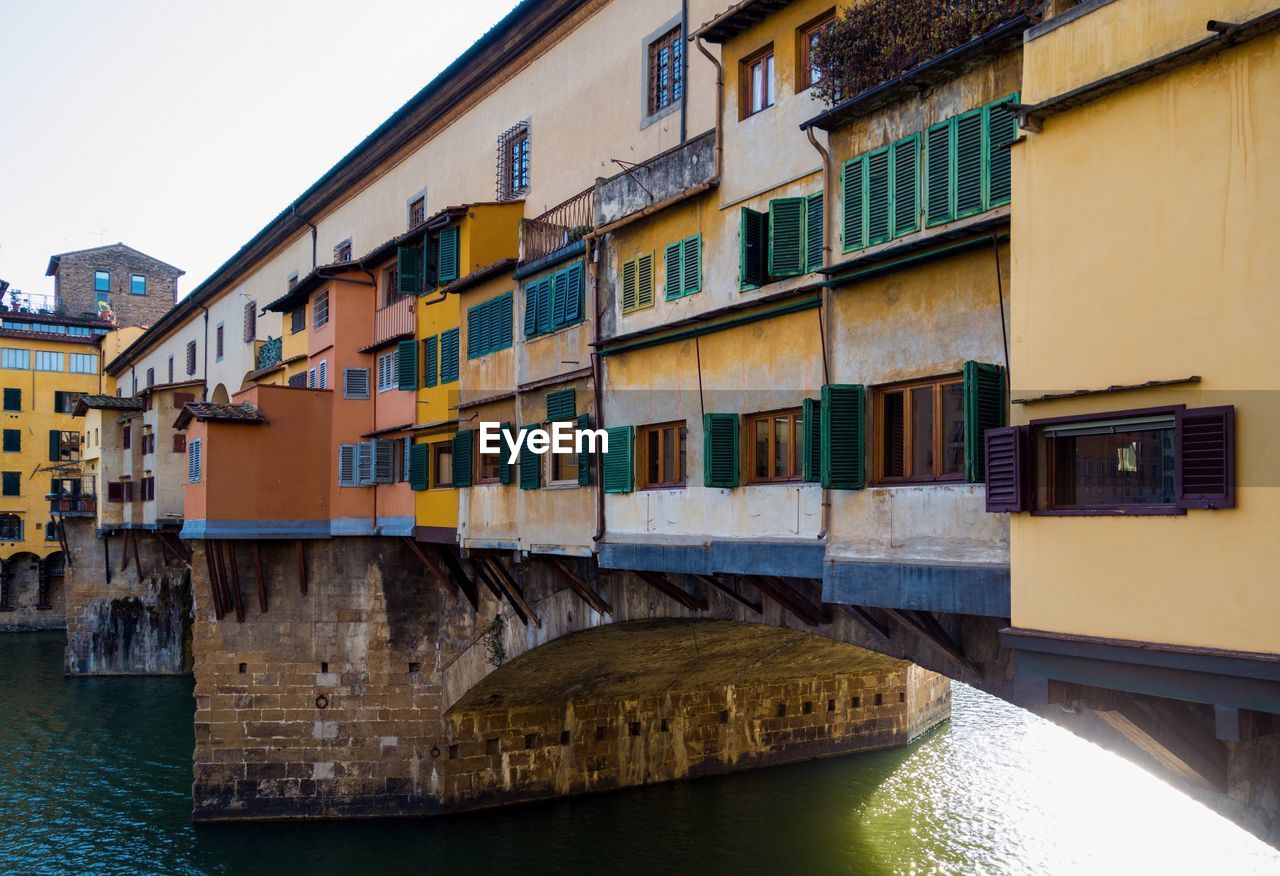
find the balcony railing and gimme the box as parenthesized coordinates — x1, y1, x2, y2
(520, 186, 594, 265)
(373, 295, 414, 346)
(255, 336, 283, 372)
(49, 475, 96, 517)
(595, 130, 716, 228)
(812, 0, 1039, 108)
(0, 289, 60, 315)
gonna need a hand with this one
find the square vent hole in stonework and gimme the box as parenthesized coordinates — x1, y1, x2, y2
(560, 730, 570, 746)
(487, 738, 500, 755)
(448, 744, 459, 759)
(321, 662, 329, 673)
(776, 704, 787, 718)
(827, 699, 835, 712)
(595, 726, 606, 742)
(802, 701, 813, 715)
(875, 693, 883, 706)
(852, 696, 861, 708)
(628, 721, 641, 737)
(525, 733, 539, 750)
(899, 691, 906, 703)
(659, 718, 669, 732)
(238, 663, 246, 674)
(409, 662, 421, 674)
(720, 710, 730, 724)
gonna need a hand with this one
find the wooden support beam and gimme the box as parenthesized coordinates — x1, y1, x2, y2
(695, 574, 761, 615)
(885, 608, 980, 677)
(224, 541, 244, 623)
(843, 604, 891, 641)
(204, 541, 224, 620)
(633, 569, 708, 612)
(1097, 699, 1227, 793)
(131, 529, 143, 580)
(401, 537, 458, 598)
(295, 540, 307, 596)
(747, 575, 830, 627)
(479, 556, 541, 628)
(119, 528, 131, 573)
(433, 545, 479, 611)
(546, 556, 612, 616)
(250, 540, 268, 614)
(154, 531, 182, 566)
(102, 534, 112, 585)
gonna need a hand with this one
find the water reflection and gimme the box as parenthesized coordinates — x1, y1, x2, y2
(0, 632, 1275, 875)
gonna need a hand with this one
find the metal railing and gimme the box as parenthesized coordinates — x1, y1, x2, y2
(0, 289, 60, 315)
(373, 295, 414, 345)
(255, 336, 283, 371)
(520, 186, 594, 265)
(49, 475, 96, 516)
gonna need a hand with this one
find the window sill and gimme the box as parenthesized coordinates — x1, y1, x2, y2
(745, 479, 807, 487)
(637, 484, 686, 492)
(542, 481, 580, 491)
(1030, 506, 1185, 518)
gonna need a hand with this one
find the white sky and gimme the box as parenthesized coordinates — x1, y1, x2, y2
(0, 0, 520, 298)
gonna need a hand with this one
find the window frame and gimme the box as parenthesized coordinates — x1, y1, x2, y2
(645, 24, 684, 123)
(432, 441, 454, 489)
(871, 374, 966, 486)
(334, 239, 353, 263)
(497, 122, 531, 201)
(746, 408, 805, 484)
(130, 273, 147, 295)
(740, 44, 776, 119)
(94, 270, 110, 293)
(636, 421, 687, 490)
(543, 420, 580, 486)
(797, 11, 836, 93)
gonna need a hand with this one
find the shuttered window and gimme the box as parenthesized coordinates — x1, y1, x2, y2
(185, 341, 197, 376)
(602, 425, 634, 494)
(498, 422, 514, 485)
(188, 439, 202, 483)
(409, 442, 429, 491)
(356, 442, 375, 486)
(801, 398, 822, 482)
(925, 94, 1019, 226)
(2, 388, 18, 411)
(805, 193, 824, 273)
(243, 300, 257, 342)
(313, 290, 330, 328)
(821, 384, 865, 490)
(467, 292, 514, 358)
(396, 339, 418, 390)
(621, 252, 655, 314)
(317, 359, 327, 390)
(439, 328, 460, 383)
(739, 206, 768, 290)
(519, 426, 541, 490)
(842, 134, 920, 252)
(1176, 406, 1235, 509)
(576, 412, 593, 487)
(397, 243, 422, 295)
(373, 439, 396, 484)
(1, 471, 19, 496)
(769, 198, 806, 277)
(664, 236, 701, 299)
(452, 430, 474, 487)
(740, 194, 822, 290)
(377, 350, 398, 393)
(338, 444, 357, 487)
(1, 430, 17, 452)
(702, 413, 740, 488)
(962, 361, 1006, 483)
(422, 335, 438, 387)
(438, 226, 460, 284)
(344, 367, 370, 399)
(545, 389, 575, 422)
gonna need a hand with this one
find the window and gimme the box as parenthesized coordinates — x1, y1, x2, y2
(215, 323, 224, 361)
(130, 274, 146, 295)
(145, 367, 154, 388)
(122, 424, 132, 450)
(244, 300, 257, 342)
(3, 388, 20, 411)
(2, 430, 19, 452)
(544, 395, 580, 485)
(54, 391, 83, 413)
(408, 195, 426, 229)
(288, 371, 307, 388)
(167, 355, 174, 383)
(620, 253, 655, 313)
(381, 266, 400, 307)
(2, 349, 30, 369)
(186, 340, 197, 375)
(524, 262, 584, 338)
(925, 95, 1019, 226)
(291, 306, 305, 334)
(344, 367, 370, 399)
(313, 291, 329, 328)
(287, 272, 299, 289)
(638, 422, 686, 489)
(842, 134, 920, 252)
(467, 292, 514, 359)
(874, 376, 965, 484)
(377, 350, 398, 393)
(188, 438, 202, 483)
(478, 427, 507, 483)
(739, 192, 824, 289)
(798, 12, 835, 92)
(0, 513, 22, 541)
(647, 26, 683, 117)
(2, 472, 20, 496)
(433, 442, 454, 488)
(1034, 414, 1177, 512)
(307, 367, 317, 389)
(664, 236, 701, 299)
(35, 351, 63, 372)
(742, 46, 775, 118)
(497, 122, 530, 201)
(334, 239, 353, 263)
(94, 270, 110, 292)
(439, 328, 460, 383)
(748, 409, 804, 483)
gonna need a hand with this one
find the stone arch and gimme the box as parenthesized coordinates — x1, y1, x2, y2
(210, 384, 230, 404)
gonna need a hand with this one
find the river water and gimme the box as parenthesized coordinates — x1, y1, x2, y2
(1, 631, 1276, 875)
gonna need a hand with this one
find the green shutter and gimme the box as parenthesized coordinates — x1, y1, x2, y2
(551, 266, 570, 326)
(3, 388, 20, 411)
(524, 283, 541, 336)
(409, 442, 429, 490)
(49, 429, 60, 461)
(664, 241, 683, 299)
(681, 236, 701, 295)
(423, 336, 438, 387)
(54, 390, 65, 412)
(453, 430, 474, 487)
(821, 384, 865, 490)
(802, 397, 822, 482)
(954, 109, 984, 218)
(892, 135, 920, 237)
(985, 95, 1019, 206)
(620, 257, 638, 312)
(546, 389, 575, 422)
(842, 156, 866, 251)
(440, 328, 459, 383)
(925, 120, 953, 226)
(577, 412, 593, 486)
(536, 278, 553, 333)
(498, 422, 514, 484)
(562, 262, 584, 323)
(739, 207, 768, 290)
(466, 302, 482, 359)
(397, 245, 421, 294)
(866, 147, 891, 246)
(438, 226, 460, 284)
(602, 425, 633, 494)
(422, 232, 438, 289)
(768, 197, 806, 277)
(2, 430, 18, 452)
(519, 427, 541, 490)
(702, 413, 740, 489)
(396, 339, 418, 390)
(963, 361, 1006, 483)
(805, 192, 824, 273)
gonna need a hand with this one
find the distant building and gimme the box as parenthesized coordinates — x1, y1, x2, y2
(46, 243, 183, 328)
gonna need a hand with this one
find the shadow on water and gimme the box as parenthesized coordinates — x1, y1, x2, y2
(1, 631, 1277, 876)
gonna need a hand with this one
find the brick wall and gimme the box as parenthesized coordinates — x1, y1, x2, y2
(0, 554, 65, 631)
(53, 245, 181, 328)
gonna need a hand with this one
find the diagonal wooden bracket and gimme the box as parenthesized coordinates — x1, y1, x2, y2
(747, 575, 831, 627)
(695, 574, 761, 614)
(843, 604, 891, 641)
(545, 556, 612, 616)
(477, 555, 541, 628)
(633, 569, 708, 612)
(426, 542, 479, 611)
(402, 537, 458, 597)
(885, 608, 979, 676)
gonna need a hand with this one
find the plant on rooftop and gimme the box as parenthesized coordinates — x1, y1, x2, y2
(810, 0, 1038, 107)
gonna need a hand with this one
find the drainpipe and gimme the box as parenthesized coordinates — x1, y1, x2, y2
(806, 126, 833, 540)
(293, 205, 318, 270)
(679, 0, 688, 144)
(694, 36, 723, 182)
(200, 306, 210, 400)
(589, 233, 607, 543)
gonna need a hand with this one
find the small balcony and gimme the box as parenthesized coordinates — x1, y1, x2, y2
(373, 295, 415, 346)
(255, 336, 283, 372)
(595, 130, 716, 228)
(49, 476, 97, 517)
(520, 186, 594, 266)
(0, 288, 60, 316)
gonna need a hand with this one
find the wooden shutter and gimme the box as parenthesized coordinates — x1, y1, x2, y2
(563, 262, 583, 323)
(805, 192, 824, 273)
(188, 439, 202, 483)
(842, 156, 866, 251)
(398, 244, 422, 294)
(802, 397, 822, 482)
(954, 110, 984, 218)
(422, 232, 439, 289)
(107, 481, 124, 503)
(1176, 406, 1235, 509)
(925, 121, 952, 226)
(519, 427, 541, 490)
(866, 147, 891, 246)
(702, 413, 740, 488)
(664, 241, 683, 299)
(438, 226, 460, 284)
(739, 207, 768, 289)
(452, 430, 474, 487)
(681, 236, 701, 295)
(2, 430, 17, 452)
(396, 339, 418, 391)
(173, 434, 187, 453)
(409, 443, 429, 491)
(536, 278, 552, 333)
(440, 329, 459, 382)
(373, 439, 396, 484)
(498, 422, 514, 485)
(892, 134, 920, 237)
(768, 197, 806, 277)
(963, 361, 1006, 483)
(524, 283, 540, 337)
(546, 389, 575, 422)
(821, 384, 865, 490)
(54, 390, 65, 412)
(621, 258, 638, 312)
(467, 302, 482, 359)
(344, 367, 370, 399)
(636, 252, 655, 308)
(243, 300, 257, 342)
(576, 412, 593, 486)
(423, 336, 438, 387)
(602, 425, 633, 494)
(495, 292, 513, 350)
(338, 445, 357, 486)
(49, 429, 61, 461)
(551, 267, 569, 327)
(985, 96, 1019, 206)
(985, 426, 1029, 512)
(356, 442, 375, 486)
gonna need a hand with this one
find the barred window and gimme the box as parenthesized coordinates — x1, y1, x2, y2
(497, 122, 530, 201)
(647, 27, 683, 116)
(334, 239, 353, 263)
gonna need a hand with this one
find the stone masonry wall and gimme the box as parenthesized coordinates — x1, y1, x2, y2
(0, 555, 65, 632)
(63, 519, 192, 675)
(53, 244, 180, 328)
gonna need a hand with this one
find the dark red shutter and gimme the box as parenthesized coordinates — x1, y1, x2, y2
(174, 392, 195, 407)
(107, 482, 123, 503)
(173, 434, 187, 453)
(1176, 405, 1235, 509)
(984, 425, 1029, 512)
